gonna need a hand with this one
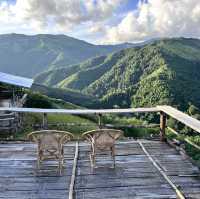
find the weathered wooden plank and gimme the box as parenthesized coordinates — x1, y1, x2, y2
(75, 186, 177, 199)
(0, 117, 15, 121)
(0, 107, 159, 114)
(0, 140, 199, 199)
(158, 105, 200, 134)
(138, 141, 186, 199)
(0, 142, 76, 199)
(168, 126, 200, 150)
(75, 140, 200, 198)
(0, 190, 68, 199)
(75, 142, 175, 198)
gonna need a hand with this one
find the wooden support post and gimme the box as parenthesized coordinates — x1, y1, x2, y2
(43, 113, 48, 129)
(19, 112, 23, 127)
(98, 114, 103, 129)
(160, 111, 167, 142)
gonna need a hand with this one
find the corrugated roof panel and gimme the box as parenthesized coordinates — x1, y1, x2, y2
(0, 72, 33, 88)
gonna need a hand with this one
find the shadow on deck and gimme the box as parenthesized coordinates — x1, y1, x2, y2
(0, 140, 200, 199)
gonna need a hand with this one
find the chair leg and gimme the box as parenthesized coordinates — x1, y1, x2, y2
(89, 145, 96, 168)
(111, 146, 116, 168)
(90, 153, 96, 168)
(37, 157, 41, 170)
(61, 147, 64, 163)
(93, 153, 96, 168)
(37, 145, 43, 170)
(89, 153, 92, 167)
(57, 146, 64, 175)
(37, 150, 42, 170)
(58, 157, 63, 175)
(59, 149, 64, 175)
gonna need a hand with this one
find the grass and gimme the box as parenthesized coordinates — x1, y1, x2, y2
(166, 129, 200, 166)
(14, 113, 98, 140)
(102, 115, 160, 139)
(122, 127, 159, 138)
(11, 114, 161, 140)
(185, 144, 200, 165)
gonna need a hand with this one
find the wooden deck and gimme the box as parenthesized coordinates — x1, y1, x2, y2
(0, 140, 200, 199)
(0, 143, 75, 199)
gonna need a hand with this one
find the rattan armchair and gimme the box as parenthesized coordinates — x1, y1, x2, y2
(82, 129, 123, 168)
(27, 130, 74, 175)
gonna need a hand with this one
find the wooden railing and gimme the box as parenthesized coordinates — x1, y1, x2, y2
(158, 105, 200, 134)
(0, 106, 159, 130)
(0, 105, 200, 150)
(158, 106, 200, 151)
(167, 126, 200, 151)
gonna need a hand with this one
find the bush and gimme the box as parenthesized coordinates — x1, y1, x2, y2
(25, 92, 54, 108)
(123, 127, 159, 138)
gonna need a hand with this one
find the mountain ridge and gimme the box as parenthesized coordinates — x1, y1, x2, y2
(35, 37, 200, 110)
(0, 33, 140, 78)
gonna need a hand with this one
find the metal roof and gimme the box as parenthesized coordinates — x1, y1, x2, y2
(0, 72, 33, 88)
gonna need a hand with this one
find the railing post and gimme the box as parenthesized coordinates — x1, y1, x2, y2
(98, 114, 103, 129)
(43, 113, 48, 129)
(160, 111, 167, 142)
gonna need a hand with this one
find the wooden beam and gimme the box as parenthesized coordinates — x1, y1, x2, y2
(98, 114, 103, 129)
(167, 127, 200, 151)
(42, 113, 48, 129)
(185, 138, 200, 151)
(69, 142, 79, 199)
(158, 105, 200, 134)
(0, 107, 159, 114)
(160, 111, 167, 142)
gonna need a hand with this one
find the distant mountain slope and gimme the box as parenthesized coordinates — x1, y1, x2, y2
(35, 56, 107, 87)
(36, 38, 200, 109)
(31, 84, 100, 108)
(0, 34, 137, 77)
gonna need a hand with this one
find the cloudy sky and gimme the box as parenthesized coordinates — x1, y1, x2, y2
(0, 0, 200, 44)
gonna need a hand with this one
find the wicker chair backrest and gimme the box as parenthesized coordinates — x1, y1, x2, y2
(28, 130, 73, 154)
(83, 129, 123, 150)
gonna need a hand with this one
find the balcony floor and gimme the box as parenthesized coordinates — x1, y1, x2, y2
(0, 140, 200, 199)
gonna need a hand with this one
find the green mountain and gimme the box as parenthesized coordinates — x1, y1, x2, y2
(31, 84, 100, 108)
(35, 38, 200, 110)
(0, 33, 136, 77)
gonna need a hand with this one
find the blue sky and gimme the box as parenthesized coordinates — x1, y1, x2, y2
(0, 0, 200, 44)
(4, 0, 139, 12)
(118, 0, 139, 13)
(4, 0, 140, 15)
(1, 0, 16, 4)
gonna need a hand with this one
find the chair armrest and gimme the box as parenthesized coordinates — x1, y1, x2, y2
(27, 130, 74, 143)
(61, 132, 74, 143)
(82, 129, 124, 144)
(27, 131, 38, 142)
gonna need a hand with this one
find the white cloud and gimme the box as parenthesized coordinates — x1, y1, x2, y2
(84, 0, 123, 21)
(102, 0, 200, 44)
(88, 22, 106, 34)
(1, 0, 200, 44)
(0, 0, 123, 33)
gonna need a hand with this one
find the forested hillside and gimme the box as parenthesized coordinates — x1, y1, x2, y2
(31, 84, 100, 108)
(35, 38, 200, 110)
(0, 34, 135, 77)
